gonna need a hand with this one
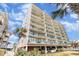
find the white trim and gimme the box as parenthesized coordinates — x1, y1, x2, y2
(25, 4, 32, 51)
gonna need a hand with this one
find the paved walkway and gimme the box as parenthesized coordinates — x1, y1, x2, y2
(4, 51, 14, 56)
(44, 51, 79, 56)
(64, 48, 79, 51)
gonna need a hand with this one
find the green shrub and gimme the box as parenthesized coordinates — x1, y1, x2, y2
(28, 48, 41, 56)
(15, 48, 41, 56)
(25, 48, 41, 56)
(41, 50, 45, 54)
(15, 49, 27, 56)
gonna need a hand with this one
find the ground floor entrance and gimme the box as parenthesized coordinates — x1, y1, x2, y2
(27, 45, 68, 53)
(17, 43, 69, 53)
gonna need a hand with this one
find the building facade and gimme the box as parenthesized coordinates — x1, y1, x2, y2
(0, 11, 9, 48)
(16, 4, 68, 52)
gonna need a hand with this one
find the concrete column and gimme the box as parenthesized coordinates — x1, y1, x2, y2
(25, 4, 32, 51)
(45, 46, 47, 54)
(40, 46, 41, 50)
(26, 46, 28, 51)
(55, 46, 57, 51)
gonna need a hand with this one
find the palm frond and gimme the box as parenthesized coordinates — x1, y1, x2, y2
(52, 8, 68, 19)
(52, 3, 69, 19)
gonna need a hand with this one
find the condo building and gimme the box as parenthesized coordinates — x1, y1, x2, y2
(0, 11, 9, 48)
(16, 4, 68, 52)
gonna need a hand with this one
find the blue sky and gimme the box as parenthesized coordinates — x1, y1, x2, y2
(0, 3, 79, 44)
(35, 3, 79, 41)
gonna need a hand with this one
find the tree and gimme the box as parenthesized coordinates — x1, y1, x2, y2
(52, 3, 69, 19)
(14, 28, 27, 52)
(71, 42, 78, 48)
(16, 28, 27, 38)
(51, 3, 79, 19)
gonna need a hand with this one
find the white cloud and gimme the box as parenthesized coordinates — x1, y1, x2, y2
(8, 4, 31, 32)
(60, 21, 79, 32)
(70, 13, 79, 19)
(17, 4, 31, 13)
(9, 4, 31, 21)
(20, 4, 31, 9)
(76, 21, 79, 23)
(0, 3, 8, 8)
(12, 11, 25, 20)
(0, 3, 8, 12)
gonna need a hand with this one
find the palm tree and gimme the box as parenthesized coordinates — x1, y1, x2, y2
(14, 28, 27, 52)
(70, 3, 79, 14)
(16, 28, 27, 38)
(71, 42, 78, 49)
(51, 3, 79, 19)
(52, 3, 69, 19)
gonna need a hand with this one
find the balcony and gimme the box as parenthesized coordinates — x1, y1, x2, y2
(47, 34, 55, 40)
(29, 31, 45, 39)
(30, 22, 44, 29)
(57, 41, 63, 45)
(45, 14, 52, 20)
(45, 19, 52, 24)
(28, 37, 46, 44)
(31, 19, 44, 26)
(31, 15, 44, 22)
(47, 33, 55, 36)
(47, 40, 57, 44)
(47, 30, 54, 33)
(31, 9, 43, 19)
(30, 25, 45, 33)
(29, 34, 46, 39)
(46, 26, 54, 31)
(32, 4, 43, 13)
(46, 29, 54, 33)
(56, 33, 61, 36)
(56, 36, 62, 40)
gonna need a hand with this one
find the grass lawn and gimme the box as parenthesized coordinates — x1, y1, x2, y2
(43, 51, 79, 56)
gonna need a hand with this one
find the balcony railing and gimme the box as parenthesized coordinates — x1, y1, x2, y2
(31, 22, 44, 29)
(47, 40, 57, 44)
(28, 38, 46, 44)
(30, 26, 45, 33)
(29, 35, 45, 39)
(31, 19, 44, 26)
(31, 9, 43, 19)
(29, 31, 45, 39)
(31, 15, 44, 22)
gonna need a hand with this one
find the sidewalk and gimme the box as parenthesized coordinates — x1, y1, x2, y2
(4, 50, 14, 56)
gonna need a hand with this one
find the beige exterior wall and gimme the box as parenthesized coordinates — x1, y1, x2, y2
(17, 4, 68, 49)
